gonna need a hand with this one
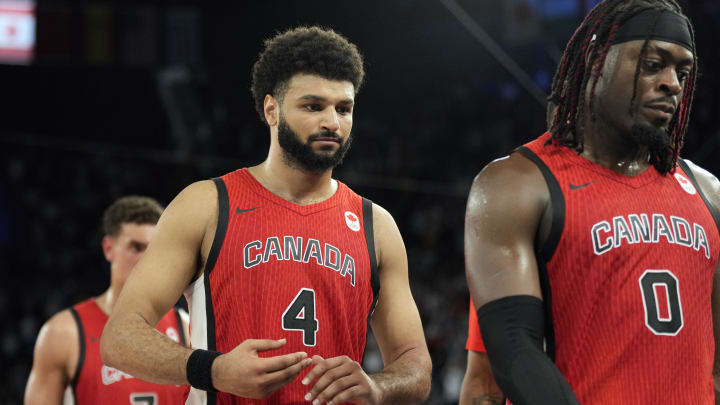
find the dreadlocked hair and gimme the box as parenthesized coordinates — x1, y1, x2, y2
(547, 0, 697, 175)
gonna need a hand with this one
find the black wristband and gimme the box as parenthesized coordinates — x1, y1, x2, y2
(186, 349, 222, 393)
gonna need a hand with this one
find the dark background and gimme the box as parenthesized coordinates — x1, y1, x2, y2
(2, 0, 719, 403)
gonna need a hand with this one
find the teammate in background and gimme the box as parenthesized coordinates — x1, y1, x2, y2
(465, 0, 720, 404)
(100, 26, 431, 404)
(25, 196, 189, 405)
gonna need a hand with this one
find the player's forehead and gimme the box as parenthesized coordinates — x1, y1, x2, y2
(115, 222, 156, 242)
(615, 39, 694, 65)
(284, 73, 355, 104)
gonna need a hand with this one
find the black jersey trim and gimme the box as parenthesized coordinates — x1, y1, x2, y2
(204, 177, 229, 405)
(678, 159, 720, 239)
(362, 198, 380, 330)
(206, 177, 230, 279)
(173, 307, 187, 347)
(515, 146, 565, 362)
(515, 146, 566, 263)
(69, 307, 85, 393)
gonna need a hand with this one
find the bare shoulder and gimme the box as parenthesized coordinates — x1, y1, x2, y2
(39, 309, 78, 349)
(371, 202, 398, 237)
(467, 152, 549, 220)
(369, 202, 407, 275)
(684, 159, 720, 210)
(163, 179, 220, 258)
(169, 179, 218, 215)
(34, 309, 78, 372)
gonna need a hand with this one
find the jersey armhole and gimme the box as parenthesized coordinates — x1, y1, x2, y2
(362, 198, 380, 327)
(514, 146, 566, 263)
(68, 308, 85, 393)
(514, 146, 564, 361)
(678, 159, 720, 239)
(172, 307, 188, 347)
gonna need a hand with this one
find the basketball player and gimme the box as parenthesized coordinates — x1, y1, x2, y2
(24, 196, 189, 404)
(100, 26, 431, 404)
(465, 0, 720, 404)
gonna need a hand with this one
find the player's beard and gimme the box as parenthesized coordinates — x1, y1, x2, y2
(629, 122, 671, 168)
(277, 116, 353, 173)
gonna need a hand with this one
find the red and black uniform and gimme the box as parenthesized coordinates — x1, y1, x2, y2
(68, 299, 188, 405)
(471, 132, 720, 404)
(184, 168, 379, 405)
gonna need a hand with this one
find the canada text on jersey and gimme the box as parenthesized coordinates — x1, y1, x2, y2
(243, 236, 357, 286)
(591, 213, 711, 258)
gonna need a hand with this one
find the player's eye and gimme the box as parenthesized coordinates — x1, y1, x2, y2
(677, 70, 691, 82)
(642, 60, 662, 72)
(304, 104, 323, 112)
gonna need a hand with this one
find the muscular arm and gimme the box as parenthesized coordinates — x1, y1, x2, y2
(100, 180, 216, 385)
(684, 160, 720, 403)
(459, 351, 505, 405)
(367, 204, 432, 402)
(24, 310, 77, 405)
(464, 154, 578, 404)
(101, 180, 311, 397)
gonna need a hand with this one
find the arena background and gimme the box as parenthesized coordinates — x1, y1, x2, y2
(1, 0, 719, 403)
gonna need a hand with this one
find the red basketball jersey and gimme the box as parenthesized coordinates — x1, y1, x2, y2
(517, 132, 720, 404)
(184, 168, 379, 405)
(69, 299, 188, 405)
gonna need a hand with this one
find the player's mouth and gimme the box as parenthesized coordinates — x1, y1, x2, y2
(644, 103, 675, 121)
(310, 135, 342, 148)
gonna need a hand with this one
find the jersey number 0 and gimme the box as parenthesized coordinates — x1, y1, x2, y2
(639, 270, 683, 336)
(282, 288, 319, 346)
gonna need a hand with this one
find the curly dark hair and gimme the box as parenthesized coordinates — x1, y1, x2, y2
(547, 0, 697, 175)
(251, 26, 365, 124)
(102, 196, 164, 237)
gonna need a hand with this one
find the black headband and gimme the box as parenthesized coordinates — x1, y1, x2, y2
(611, 9, 693, 52)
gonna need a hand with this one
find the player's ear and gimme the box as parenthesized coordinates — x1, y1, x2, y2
(264, 94, 279, 127)
(102, 235, 115, 262)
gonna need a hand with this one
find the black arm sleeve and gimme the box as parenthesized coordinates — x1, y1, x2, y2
(477, 295, 579, 405)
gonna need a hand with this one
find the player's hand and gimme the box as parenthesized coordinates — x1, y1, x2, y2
(211, 338, 312, 398)
(302, 355, 382, 405)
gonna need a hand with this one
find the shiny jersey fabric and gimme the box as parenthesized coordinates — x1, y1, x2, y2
(185, 168, 378, 405)
(519, 132, 720, 404)
(69, 299, 188, 404)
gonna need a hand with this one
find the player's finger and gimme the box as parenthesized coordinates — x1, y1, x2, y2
(304, 361, 353, 402)
(246, 338, 287, 352)
(312, 374, 358, 405)
(263, 357, 313, 389)
(260, 352, 310, 373)
(301, 355, 345, 386)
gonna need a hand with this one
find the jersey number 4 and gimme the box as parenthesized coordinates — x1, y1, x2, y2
(639, 270, 683, 336)
(282, 288, 319, 346)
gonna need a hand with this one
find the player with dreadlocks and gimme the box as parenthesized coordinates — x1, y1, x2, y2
(463, 0, 720, 404)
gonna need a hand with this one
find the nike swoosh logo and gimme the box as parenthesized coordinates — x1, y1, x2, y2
(569, 182, 593, 190)
(236, 206, 262, 214)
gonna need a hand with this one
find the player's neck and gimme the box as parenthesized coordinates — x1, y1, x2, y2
(580, 118, 651, 176)
(96, 274, 125, 315)
(249, 159, 337, 206)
